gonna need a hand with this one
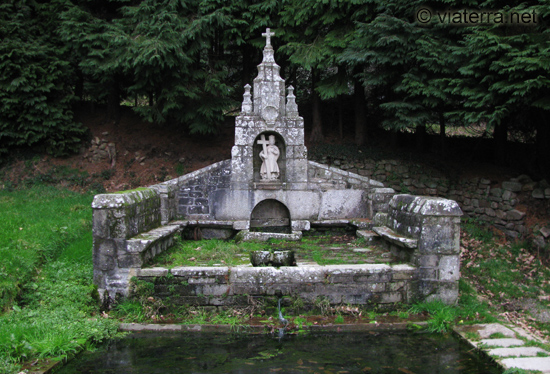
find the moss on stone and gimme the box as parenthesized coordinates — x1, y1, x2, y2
(114, 187, 151, 194)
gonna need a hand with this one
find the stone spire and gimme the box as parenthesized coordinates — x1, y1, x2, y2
(253, 28, 285, 126)
(286, 86, 298, 117)
(241, 84, 252, 114)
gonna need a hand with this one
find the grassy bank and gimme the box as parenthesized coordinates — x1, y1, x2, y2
(1, 184, 548, 373)
(460, 218, 550, 339)
(0, 186, 118, 373)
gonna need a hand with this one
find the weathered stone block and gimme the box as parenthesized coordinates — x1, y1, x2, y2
(291, 220, 310, 231)
(532, 188, 545, 199)
(138, 267, 169, 277)
(319, 190, 368, 220)
(502, 181, 522, 192)
(380, 292, 402, 304)
(438, 256, 460, 281)
(506, 209, 526, 221)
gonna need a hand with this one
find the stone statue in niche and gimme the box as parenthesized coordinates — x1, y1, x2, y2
(258, 134, 280, 180)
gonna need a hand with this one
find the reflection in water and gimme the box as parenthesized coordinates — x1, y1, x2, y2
(58, 331, 501, 374)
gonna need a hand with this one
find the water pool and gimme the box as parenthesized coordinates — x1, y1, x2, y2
(58, 331, 501, 373)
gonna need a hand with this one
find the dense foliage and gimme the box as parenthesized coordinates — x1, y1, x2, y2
(1, 0, 549, 171)
(0, 2, 86, 156)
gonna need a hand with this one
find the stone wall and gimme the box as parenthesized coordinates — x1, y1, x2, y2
(307, 161, 394, 218)
(447, 178, 527, 238)
(320, 157, 549, 240)
(133, 263, 417, 309)
(175, 160, 231, 220)
(164, 160, 394, 223)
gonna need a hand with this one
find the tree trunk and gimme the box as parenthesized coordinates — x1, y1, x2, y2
(354, 80, 367, 145)
(416, 125, 426, 152)
(338, 94, 344, 139)
(536, 111, 550, 178)
(309, 69, 324, 143)
(242, 44, 252, 87)
(439, 112, 446, 158)
(105, 77, 121, 124)
(493, 121, 508, 164)
(75, 68, 84, 101)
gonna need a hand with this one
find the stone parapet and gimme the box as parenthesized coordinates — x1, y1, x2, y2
(135, 263, 417, 309)
(92, 187, 185, 301)
(92, 188, 161, 239)
(374, 194, 463, 304)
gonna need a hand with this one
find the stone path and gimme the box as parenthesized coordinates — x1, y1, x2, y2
(454, 323, 550, 373)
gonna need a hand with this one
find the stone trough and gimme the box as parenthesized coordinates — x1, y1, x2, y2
(92, 28, 463, 309)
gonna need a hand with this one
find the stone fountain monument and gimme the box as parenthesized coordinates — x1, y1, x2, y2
(92, 28, 463, 308)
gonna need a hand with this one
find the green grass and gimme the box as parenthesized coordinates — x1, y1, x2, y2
(151, 235, 389, 268)
(461, 223, 550, 337)
(0, 186, 94, 312)
(462, 217, 494, 242)
(152, 239, 265, 267)
(0, 185, 119, 373)
(409, 279, 497, 333)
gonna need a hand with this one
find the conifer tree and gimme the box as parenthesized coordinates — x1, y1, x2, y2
(0, 1, 86, 156)
(279, 0, 363, 143)
(449, 1, 550, 169)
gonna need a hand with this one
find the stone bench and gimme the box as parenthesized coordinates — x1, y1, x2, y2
(372, 194, 463, 304)
(125, 224, 184, 266)
(372, 226, 418, 249)
(92, 189, 187, 302)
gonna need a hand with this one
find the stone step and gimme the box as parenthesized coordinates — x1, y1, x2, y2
(235, 230, 302, 242)
(500, 357, 550, 373)
(454, 323, 550, 374)
(356, 230, 380, 243)
(489, 347, 547, 357)
(350, 218, 374, 230)
(126, 224, 182, 253)
(478, 338, 525, 347)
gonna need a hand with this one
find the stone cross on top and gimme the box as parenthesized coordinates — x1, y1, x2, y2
(262, 28, 275, 47)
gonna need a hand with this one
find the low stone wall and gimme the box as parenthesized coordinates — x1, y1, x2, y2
(92, 188, 160, 240)
(92, 187, 194, 301)
(133, 264, 417, 309)
(373, 194, 462, 304)
(92, 162, 468, 305)
(319, 157, 550, 240)
(447, 178, 527, 238)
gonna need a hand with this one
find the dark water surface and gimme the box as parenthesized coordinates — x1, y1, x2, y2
(58, 331, 501, 373)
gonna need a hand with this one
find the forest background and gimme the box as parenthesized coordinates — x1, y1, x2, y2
(1, 0, 549, 178)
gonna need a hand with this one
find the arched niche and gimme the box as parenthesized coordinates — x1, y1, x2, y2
(250, 199, 291, 233)
(253, 131, 286, 183)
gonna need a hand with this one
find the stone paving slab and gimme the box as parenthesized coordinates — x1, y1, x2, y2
(488, 346, 547, 357)
(500, 357, 550, 373)
(454, 323, 550, 373)
(476, 323, 516, 338)
(478, 338, 525, 347)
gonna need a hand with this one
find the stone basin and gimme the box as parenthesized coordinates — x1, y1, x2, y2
(250, 250, 296, 267)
